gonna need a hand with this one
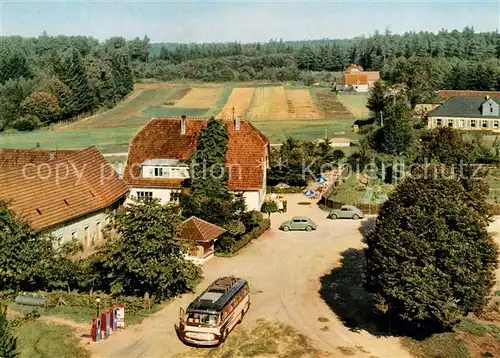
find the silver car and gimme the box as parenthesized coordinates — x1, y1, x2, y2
(327, 205, 364, 220)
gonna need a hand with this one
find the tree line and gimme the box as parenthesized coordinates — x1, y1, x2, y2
(0, 34, 137, 132)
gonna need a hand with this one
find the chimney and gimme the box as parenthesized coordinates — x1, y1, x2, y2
(181, 115, 186, 135)
(234, 117, 240, 131)
(486, 95, 490, 100)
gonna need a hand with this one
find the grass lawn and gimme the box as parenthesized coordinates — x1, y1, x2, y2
(252, 118, 361, 143)
(175, 318, 322, 358)
(336, 94, 370, 119)
(328, 175, 366, 204)
(15, 321, 89, 358)
(403, 318, 500, 358)
(0, 125, 142, 153)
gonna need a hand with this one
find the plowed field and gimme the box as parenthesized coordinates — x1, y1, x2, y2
(248, 87, 289, 121)
(173, 87, 221, 108)
(217, 88, 255, 120)
(286, 89, 321, 119)
(315, 91, 355, 119)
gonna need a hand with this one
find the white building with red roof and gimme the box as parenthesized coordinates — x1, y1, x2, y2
(123, 116, 270, 211)
(0, 147, 129, 249)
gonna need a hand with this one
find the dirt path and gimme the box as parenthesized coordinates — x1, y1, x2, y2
(89, 195, 412, 358)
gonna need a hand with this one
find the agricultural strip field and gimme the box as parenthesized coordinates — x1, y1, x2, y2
(173, 87, 221, 108)
(217, 87, 255, 119)
(60, 87, 187, 130)
(285, 89, 321, 119)
(248, 86, 289, 121)
(336, 94, 370, 119)
(314, 90, 355, 119)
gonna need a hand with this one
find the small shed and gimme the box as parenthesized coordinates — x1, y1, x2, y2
(176, 216, 226, 262)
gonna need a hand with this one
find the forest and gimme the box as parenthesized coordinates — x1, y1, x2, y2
(2, 27, 500, 131)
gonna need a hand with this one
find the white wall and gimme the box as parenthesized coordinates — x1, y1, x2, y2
(47, 209, 110, 248)
(240, 191, 262, 211)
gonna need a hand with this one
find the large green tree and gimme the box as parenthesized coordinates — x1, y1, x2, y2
(0, 201, 55, 291)
(95, 198, 201, 300)
(181, 117, 244, 226)
(365, 165, 498, 331)
(373, 97, 416, 156)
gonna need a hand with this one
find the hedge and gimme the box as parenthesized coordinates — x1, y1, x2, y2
(41, 291, 151, 314)
(217, 218, 271, 256)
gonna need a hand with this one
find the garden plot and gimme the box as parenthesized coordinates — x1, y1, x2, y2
(315, 91, 355, 119)
(286, 89, 322, 119)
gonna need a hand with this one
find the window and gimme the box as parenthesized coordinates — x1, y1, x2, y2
(471, 120, 476, 128)
(436, 118, 442, 126)
(459, 119, 464, 128)
(84, 226, 90, 248)
(96, 221, 101, 243)
(170, 191, 181, 202)
(491, 107, 494, 113)
(483, 120, 488, 128)
(137, 191, 153, 200)
(57, 235, 63, 246)
(448, 119, 453, 127)
(71, 231, 77, 240)
(494, 121, 499, 129)
(154, 167, 163, 177)
(341, 207, 349, 211)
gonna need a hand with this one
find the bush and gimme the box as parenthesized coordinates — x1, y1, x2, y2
(215, 218, 271, 256)
(12, 115, 42, 131)
(44, 291, 152, 315)
(261, 201, 278, 213)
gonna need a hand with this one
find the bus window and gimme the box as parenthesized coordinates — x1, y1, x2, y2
(187, 312, 218, 326)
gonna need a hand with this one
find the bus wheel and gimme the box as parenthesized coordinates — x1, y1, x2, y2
(222, 329, 229, 342)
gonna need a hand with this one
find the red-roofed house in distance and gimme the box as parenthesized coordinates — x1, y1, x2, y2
(335, 64, 380, 93)
(0, 147, 129, 250)
(123, 116, 270, 211)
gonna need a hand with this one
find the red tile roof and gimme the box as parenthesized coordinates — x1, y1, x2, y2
(0, 148, 77, 169)
(124, 118, 269, 190)
(0, 147, 129, 231)
(176, 216, 226, 243)
(344, 74, 369, 85)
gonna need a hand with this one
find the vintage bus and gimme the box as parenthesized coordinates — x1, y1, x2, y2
(175, 276, 250, 346)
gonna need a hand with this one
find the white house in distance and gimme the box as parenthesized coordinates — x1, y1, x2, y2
(123, 116, 270, 211)
(0, 147, 129, 249)
(335, 64, 380, 93)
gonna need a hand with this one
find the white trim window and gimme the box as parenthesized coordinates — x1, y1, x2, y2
(436, 118, 442, 126)
(154, 167, 163, 177)
(494, 120, 499, 129)
(459, 119, 464, 128)
(482, 120, 488, 128)
(471, 120, 476, 128)
(137, 191, 153, 201)
(448, 119, 453, 127)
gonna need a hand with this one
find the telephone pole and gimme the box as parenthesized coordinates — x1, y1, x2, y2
(232, 106, 236, 121)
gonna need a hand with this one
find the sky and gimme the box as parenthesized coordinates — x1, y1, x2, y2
(0, 0, 499, 43)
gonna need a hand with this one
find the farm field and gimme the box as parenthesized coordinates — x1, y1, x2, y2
(173, 87, 221, 108)
(286, 89, 321, 119)
(0, 82, 368, 153)
(336, 93, 370, 119)
(248, 86, 289, 121)
(217, 87, 255, 119)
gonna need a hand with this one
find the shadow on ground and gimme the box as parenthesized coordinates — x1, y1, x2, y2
(319, 218, 397, 337)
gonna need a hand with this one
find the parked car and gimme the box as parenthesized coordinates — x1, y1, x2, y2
(280, 216, 317, 232)
(327, 205, 364, 220)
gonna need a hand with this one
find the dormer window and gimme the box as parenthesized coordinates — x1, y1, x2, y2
(154, 168, 163, 177)
(491, 106, 494, 113)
